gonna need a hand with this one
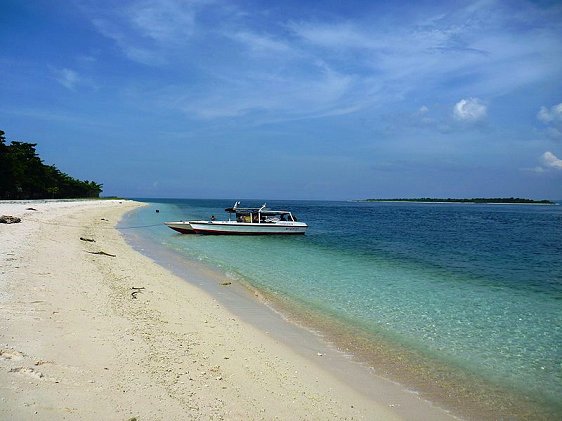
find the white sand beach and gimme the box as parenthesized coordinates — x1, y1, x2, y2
(0, 200, 455, 420)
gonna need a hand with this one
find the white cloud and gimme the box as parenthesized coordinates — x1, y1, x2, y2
(453, 98, 487, 122)
(54, 68, 81, 90)
(537, 103, 562, 124)
(537, 103, 562, 139)
(541, 151, 562, 170)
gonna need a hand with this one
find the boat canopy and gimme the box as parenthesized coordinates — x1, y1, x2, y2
(224, 202, 297, 222)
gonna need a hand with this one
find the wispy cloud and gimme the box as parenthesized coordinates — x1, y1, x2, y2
(89, 0, 203, 66)
(288, 2, 562, 101)
(170, 64, 363, 121)
(128, 0, 197, 42)
(54, 68, 81, 90)
(229, 31, 295, 56)
(91, 17, 165, 66)
(288, 21, 374, 50)
(82, 0, 562, 126)
(408, 105, 438, 128)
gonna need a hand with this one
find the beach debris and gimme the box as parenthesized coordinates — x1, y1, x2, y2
(0, 348, 25, 360)
(100, 218, 108, 221)
(220, 281, 232, 286)
(0, 215, 21, 224)
(131, 287, 145, 299)
(87, 251, 116, 257)
(26, 207, 37, 211)
(80, 237, 96, 242)
(9, 366, 44, 379)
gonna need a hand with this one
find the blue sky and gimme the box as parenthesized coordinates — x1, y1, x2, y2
(1, 0, 561, 200)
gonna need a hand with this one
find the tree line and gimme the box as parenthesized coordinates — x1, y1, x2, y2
(0, 130, 102, 199)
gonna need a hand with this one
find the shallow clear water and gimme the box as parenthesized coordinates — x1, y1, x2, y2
(122, 199, 562, 413)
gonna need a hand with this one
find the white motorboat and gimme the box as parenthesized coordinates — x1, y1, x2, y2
(165, 202, 308, 235)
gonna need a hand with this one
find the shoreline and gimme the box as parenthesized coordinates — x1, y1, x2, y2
(125, 204, 554, 420)
(122, 210, 458, 419)
(0, 199, 454, 420)
(249, 289, 552, 420)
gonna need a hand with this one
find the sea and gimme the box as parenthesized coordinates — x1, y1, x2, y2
(120, 199, 562, 419)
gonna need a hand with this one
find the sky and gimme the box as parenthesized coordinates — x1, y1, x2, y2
(1, 0, 561, 200)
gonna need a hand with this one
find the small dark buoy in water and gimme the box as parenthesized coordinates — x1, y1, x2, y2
(155, 209, 160, 213)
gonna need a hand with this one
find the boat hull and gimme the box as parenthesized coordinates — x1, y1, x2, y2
(189, 221, 307, 235)
(164, 221, 199, 234)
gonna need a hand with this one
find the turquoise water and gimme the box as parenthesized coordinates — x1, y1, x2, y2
(122, 199, 562, 416)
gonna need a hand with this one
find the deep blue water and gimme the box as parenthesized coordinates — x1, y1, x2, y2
(122, 199, 562, 412)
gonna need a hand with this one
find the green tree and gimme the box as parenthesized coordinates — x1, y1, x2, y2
(0, 130, 12, 197)
(0, 130, 103, 199)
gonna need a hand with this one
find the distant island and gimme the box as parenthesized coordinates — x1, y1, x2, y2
(0, 129, 102, 200)
(359, 197, 555, 205)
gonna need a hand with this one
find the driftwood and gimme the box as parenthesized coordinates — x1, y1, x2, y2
(87, 251, 116, 257)
(0, 215, 21, 224)
(131, 287, 145, 299)
(80, 237, 96, 242)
